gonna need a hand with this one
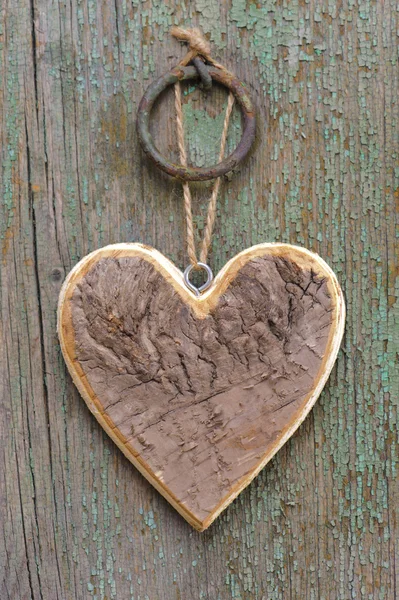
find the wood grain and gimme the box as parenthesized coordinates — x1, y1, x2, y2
(58, 243, 344, 531)
(1, 0, 398, 598)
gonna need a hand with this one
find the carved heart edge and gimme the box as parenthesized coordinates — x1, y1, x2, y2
(58, 243, 345, 531)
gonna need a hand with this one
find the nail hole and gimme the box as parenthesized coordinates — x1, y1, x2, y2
(51, 268, 63, 282)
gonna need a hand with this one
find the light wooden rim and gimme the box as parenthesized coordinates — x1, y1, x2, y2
(57, 243, 345, 531)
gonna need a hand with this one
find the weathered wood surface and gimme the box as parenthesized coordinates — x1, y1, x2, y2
(58, 243, 344, 531)
(1, 1, 398, 598)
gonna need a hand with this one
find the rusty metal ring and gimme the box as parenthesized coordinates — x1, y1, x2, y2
(136, 64, 256, 182)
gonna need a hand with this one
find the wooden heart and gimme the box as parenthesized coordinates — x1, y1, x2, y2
(58, 243, 345, 531)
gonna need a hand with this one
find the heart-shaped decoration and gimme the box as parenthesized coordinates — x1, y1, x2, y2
(58, 243, 345, 531)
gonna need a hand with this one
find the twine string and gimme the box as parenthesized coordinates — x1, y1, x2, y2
(171, 27, 235, 267)
(171, 26, 226, 71)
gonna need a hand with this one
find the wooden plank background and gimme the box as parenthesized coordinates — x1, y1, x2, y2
(1, 1, 398, 598)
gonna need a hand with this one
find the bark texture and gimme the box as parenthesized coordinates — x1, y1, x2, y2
(70, 254, 333, 523)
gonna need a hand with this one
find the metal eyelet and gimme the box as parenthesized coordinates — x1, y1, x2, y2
(183, 262, 214, 296)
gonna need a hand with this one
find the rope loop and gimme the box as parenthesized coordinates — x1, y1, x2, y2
(171, 26, 235, 268)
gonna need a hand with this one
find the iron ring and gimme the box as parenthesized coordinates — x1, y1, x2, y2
(137, 64, 256, 182)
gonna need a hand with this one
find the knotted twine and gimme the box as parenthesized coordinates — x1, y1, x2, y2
(170, 27, 235, 267)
